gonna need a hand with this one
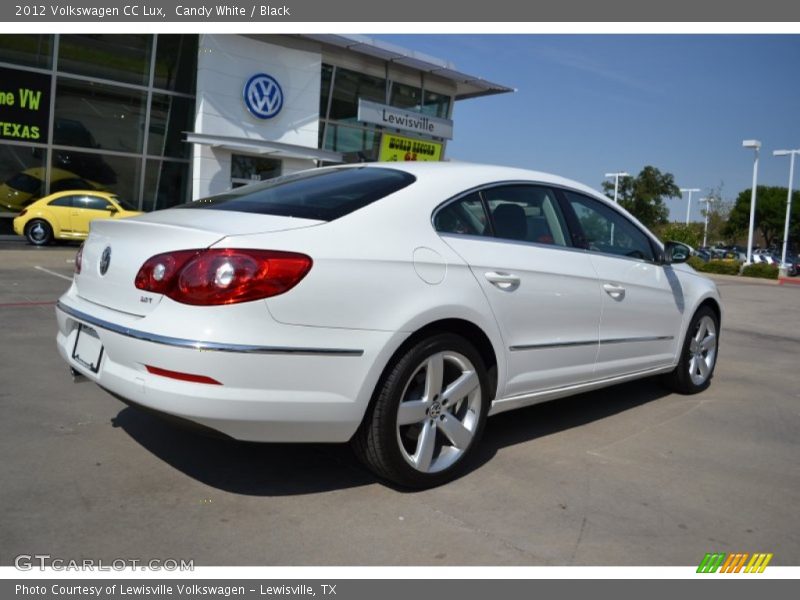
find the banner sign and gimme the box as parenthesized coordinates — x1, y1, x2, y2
(359, 100, 453, 140)
(2, 1, 799, 21)
(379, 133, 443, 162)
(0, 66, 51, 143)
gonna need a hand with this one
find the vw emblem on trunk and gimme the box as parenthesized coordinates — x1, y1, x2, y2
(243, 73, 283, 119)
(99, 246, 112, 276)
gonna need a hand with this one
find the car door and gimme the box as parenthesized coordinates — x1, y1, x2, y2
(560, 190, 685, 378)
(46, 194, 76, 234)
(435, 185, 602, 398)
(72, 194, 114, 237)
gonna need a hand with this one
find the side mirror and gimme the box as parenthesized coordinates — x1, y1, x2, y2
(663, 241, 692, 265)
(107, 206, 119, 214)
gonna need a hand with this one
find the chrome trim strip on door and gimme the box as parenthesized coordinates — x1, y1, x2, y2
(510, 340, 597, 351)
(509, 335, 674, 352)
(600, 335, 674, 345)
(56, 301, 365, 357)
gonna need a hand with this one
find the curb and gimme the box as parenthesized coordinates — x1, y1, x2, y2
(703, 273, 779, 286)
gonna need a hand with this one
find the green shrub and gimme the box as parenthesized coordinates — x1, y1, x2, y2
(741, 263, 779, 279)
(689, 258, 741, 275)
(687, 256, 706, 270)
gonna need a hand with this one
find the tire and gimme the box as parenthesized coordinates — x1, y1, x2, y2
(353, 333, 490, 489)
(25, 219, 53, 246)
(662, 306, 719, 394)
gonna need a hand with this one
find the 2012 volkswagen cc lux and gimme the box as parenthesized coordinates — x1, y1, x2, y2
(56, 163, 721, 488)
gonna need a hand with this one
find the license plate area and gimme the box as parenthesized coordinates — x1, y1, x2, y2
(72, 324, 104, 374)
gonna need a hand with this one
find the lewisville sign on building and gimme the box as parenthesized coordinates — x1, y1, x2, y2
(0, 66, 50, 142)
(357, 99, 453, 140)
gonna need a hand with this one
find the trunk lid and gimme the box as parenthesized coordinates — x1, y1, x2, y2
(75, 210, 322, 316)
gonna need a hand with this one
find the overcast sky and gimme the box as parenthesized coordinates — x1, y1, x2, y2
(380, 34, 800, 221)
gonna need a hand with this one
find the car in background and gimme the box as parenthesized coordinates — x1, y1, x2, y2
(693, 248, 712, 262)
(13, 190, 141, 245)
(54, 163, 722, 488)
(752, 251, 777, 266)
(0, 167, 107, 213)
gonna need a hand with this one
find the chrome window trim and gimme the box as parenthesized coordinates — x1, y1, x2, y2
(56, 301, 364, 357)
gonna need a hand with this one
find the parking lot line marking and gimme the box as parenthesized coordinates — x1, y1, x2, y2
(0, 300, 56, 308)
(34, 266, 73, 282)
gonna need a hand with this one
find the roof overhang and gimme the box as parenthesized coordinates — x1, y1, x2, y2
(185, 132, 345, 163)
(298, 34, 516, 101)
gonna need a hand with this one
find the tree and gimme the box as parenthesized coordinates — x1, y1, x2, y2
(654, 222, 704, 248)
(602, 166, 680, 229)
(724, 186, 800, 250)
(700, 183, 732, 246)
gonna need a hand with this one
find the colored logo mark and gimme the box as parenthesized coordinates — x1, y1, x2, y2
(697, 552, 773, 573)
(243, 73, 283, 119)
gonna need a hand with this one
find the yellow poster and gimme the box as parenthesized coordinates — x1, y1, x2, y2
(379, 134, 443, 162)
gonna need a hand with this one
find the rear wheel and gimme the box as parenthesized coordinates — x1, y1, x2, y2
(353, 333, 490, 488)
(25, 219, 53, 246)
(662, 306, 719, 394)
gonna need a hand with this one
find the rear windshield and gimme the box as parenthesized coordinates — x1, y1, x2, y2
(5, 173, 42, 195)
(179, 167, 416, 221)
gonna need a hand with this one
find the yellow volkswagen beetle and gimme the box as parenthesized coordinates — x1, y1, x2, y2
(13, 190, 142, 246)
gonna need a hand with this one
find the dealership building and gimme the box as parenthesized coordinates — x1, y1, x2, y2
(0, 34, 512, 231)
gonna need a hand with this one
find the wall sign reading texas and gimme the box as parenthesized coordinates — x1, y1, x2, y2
(0, 66, 51, 142)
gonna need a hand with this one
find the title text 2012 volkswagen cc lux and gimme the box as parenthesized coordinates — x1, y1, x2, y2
(56, 163, 721, 488)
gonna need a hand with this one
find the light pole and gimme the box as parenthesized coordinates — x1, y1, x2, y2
(700, 197, 715, 248)
(604, 172, 630, 246)
(680, 188, 701, 225)
(742, 140, 761, 265)
(773, 149, 799, 272)
(605, 172, 630, 204)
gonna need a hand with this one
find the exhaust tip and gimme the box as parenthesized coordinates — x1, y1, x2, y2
(70, 367, 87, 383)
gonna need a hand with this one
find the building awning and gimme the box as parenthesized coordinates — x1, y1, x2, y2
(299, 34, 516, 100)
(185, 132, 345, 163)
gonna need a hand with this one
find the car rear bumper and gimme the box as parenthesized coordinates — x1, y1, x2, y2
(56, 297, 398, 443)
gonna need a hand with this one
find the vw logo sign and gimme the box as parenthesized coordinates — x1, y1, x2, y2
(99, 246, 112, 276)
(243, 73, 283, 120)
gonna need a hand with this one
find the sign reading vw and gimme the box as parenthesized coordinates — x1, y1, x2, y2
(243, 73, 283, 120)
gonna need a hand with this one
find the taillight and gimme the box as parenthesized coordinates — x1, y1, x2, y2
(135, 249, 312, 306)
(75, 243, 84, 275)
(18, 209, 27, 217)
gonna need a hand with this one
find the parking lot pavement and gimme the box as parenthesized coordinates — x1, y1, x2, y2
(1, 246, 798, 566)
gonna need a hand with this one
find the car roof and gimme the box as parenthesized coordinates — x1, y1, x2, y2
(354, 161, 609, 203)
(37, 190, 116, 202)
(335, 162, 661, 247)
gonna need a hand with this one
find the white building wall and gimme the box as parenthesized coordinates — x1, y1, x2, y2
(192, 34, 321, 198)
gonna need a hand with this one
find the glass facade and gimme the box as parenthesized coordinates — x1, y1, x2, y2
(319, 64, 452, 161)
(0, 34, 196, 233)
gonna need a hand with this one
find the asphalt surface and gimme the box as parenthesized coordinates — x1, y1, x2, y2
(1, 239, 798, 566)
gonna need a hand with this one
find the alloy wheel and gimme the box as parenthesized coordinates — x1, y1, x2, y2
(688, 315, 717, 386)
(395, 351, 482, 474)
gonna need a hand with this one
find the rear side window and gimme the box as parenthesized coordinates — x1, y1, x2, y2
(48, 196, 74, 208)
(181, 167, 416, 221)
(483, 185, 570, 246)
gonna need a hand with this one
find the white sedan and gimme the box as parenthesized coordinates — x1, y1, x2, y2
(56, 163, 721, 488)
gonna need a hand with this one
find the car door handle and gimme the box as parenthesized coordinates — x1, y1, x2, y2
(603, 282, 626, 300)
(485, 271, 520, 290)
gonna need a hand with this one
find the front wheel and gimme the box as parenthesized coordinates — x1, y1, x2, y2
(353, 333, 490, 488)
(25, 219, 53, 246)
(662, 306, 719, 394)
